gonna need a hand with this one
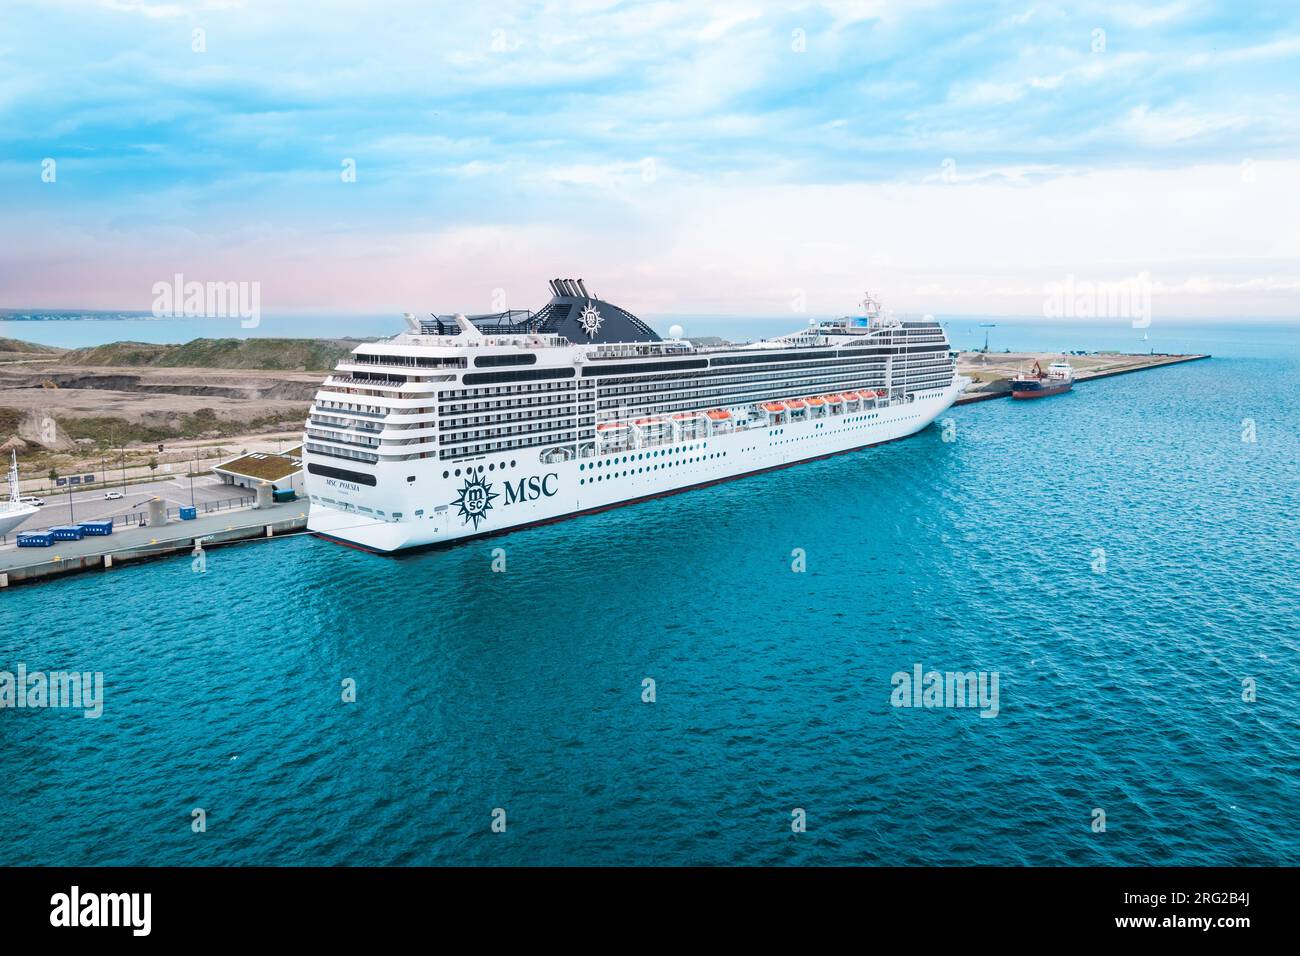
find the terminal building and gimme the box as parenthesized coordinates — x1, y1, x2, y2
(212, 445, 304, 495)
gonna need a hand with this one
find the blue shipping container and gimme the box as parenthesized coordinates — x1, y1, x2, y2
(77, 520, 114, 536)
(17, 532, 54, 547)
(49, 525, 84, 541)
(179, 507, 197, 521)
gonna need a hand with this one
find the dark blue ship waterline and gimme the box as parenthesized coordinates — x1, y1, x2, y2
(1, 322, 1297, 866)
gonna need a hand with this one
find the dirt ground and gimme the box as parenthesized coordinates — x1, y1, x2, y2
(0, 359, 322, 481)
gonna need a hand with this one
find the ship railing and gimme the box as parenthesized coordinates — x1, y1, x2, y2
(311, 404, 387, 420)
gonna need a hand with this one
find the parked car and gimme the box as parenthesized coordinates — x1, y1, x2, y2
(19, 496, 45, 506)
(104, 491, 125, 500)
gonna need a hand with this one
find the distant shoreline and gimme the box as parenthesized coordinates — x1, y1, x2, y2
(0, 312, 158, 321)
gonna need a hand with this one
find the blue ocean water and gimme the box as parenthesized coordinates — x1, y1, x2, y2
(0, 320, 1297, 866)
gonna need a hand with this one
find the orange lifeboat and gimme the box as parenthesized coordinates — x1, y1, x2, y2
(841, 391, 861, 401)
(824, 394, 844, 404)
(805, 396, 825, 407)
(597, 422, 627, 431)
(761, 401, 785, 413)
(785, 398, 806, 410)
(706, 409, 732, 421)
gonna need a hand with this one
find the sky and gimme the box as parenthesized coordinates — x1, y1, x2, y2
(1, 0, 1298, 320)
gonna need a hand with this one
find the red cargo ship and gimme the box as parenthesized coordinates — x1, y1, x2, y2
(1011, 360, 1074, 399)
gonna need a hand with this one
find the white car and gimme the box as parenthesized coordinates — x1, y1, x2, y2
(19, 496, 44, 506)
(104, 491, 125, 500)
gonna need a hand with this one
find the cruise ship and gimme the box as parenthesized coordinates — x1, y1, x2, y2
(304, 281, 967, 552)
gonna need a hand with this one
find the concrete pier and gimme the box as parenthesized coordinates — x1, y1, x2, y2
(955, 352, 1209, 405)
(0, 500, 307, 588)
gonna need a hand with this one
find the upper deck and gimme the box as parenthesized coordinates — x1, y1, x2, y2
(344, 283, 948, 369)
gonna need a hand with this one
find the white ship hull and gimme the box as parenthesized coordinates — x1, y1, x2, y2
(307, 379, 962, 553)
(0, 505, 40, 538)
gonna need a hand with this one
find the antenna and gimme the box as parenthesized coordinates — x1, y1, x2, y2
(8, 449, 19, 505)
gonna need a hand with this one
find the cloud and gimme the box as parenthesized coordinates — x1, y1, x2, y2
(1, 0, 1298, 315)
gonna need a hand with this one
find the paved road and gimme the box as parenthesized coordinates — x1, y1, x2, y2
(15, 434, 304, 496)
(5, 474, 251, 538)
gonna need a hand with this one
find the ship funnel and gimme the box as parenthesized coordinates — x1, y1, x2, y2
(576, 279, 590, 298)
(402, 312, 420, 331)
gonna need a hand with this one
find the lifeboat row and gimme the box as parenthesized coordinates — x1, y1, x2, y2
(597, 410, 727, 441)
(760, 389, 888, 415)
(597, 390, 888, 441)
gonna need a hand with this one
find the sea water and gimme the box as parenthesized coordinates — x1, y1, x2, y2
(0, 319, 1296, 865)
